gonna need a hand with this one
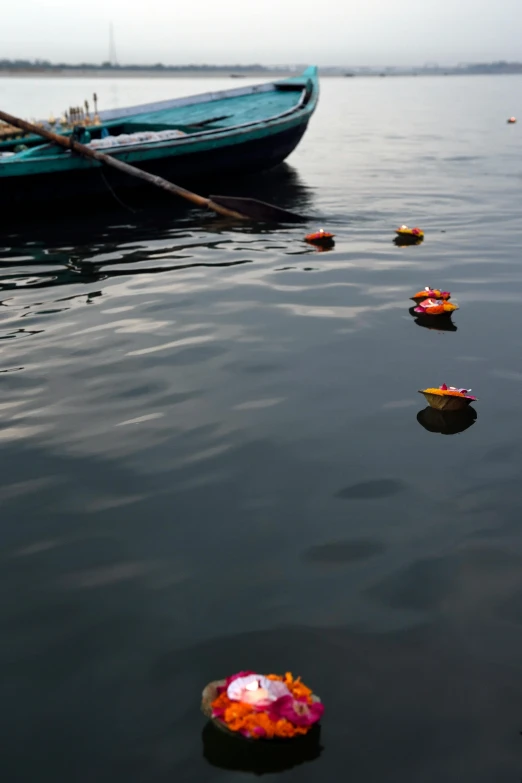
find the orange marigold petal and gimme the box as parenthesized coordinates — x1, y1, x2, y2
(227, 712, 278, 739)
(246, 713, 276, 739)
(224, 702, 254, 725)
(291, 682, 313, 701)
(273, 718, 310, 738)
(424, 388, 467, 397)
(273, 719, 297, 738)
(211, 692, 232, 711)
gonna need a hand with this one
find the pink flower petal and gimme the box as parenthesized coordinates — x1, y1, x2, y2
(269, 695, 324, 727)
(252, 726, 266, 737)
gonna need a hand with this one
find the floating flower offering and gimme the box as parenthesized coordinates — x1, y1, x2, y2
(396, 225, 424, 238)
(201, 671, 324, 740)
(413, 298, 458, 316)
(507, 117, 517, 124)
(411, 286, 451, 302)
(419, 384, 477, 411)
(305, 229, 335, 247)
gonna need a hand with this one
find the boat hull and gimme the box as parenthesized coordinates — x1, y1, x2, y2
(0, 119, 310, 213)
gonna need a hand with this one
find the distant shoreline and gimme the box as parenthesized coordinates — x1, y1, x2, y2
(0, 68, 293, 79)
(1, 67, 522, 79)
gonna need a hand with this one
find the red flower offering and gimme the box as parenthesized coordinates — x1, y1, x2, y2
(305, 229, 335, 247)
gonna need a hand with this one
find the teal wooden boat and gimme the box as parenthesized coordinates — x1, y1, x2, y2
(0, 67, 319, 213)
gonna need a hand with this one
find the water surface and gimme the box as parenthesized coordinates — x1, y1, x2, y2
(1, 75, 522, 782)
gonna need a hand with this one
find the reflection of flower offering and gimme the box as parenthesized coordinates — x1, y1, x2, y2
(411, 286, 451, 302)
(396, 225, 424, 238)
(305, 229, 335, 248)
(312, 243, 334, 253)
(419, 384, 477, 411)
(410, 308, 458, 332)
(413, 298, 458, 316)
(202, 671, 324, 740)
(417, 406, 477, 435)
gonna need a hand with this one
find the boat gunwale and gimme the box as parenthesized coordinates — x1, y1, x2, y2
(97, 72, 312, 121)
(97, 81, 311, 149)
(0, 69, 314, 151)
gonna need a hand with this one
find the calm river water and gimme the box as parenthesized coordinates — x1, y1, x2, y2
(1, 74, 522, 782)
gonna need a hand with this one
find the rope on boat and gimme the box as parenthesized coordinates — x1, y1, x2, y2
(98, 167, 137, 213)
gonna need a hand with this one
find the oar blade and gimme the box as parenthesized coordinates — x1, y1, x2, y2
(209, 195, 307, 224)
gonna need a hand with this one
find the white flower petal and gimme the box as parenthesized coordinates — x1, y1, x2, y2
(227, 674, 290, 702)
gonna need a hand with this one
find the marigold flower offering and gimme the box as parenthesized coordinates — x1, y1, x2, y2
(201, 671, 324, 740)
(411, 286, 451, 302)
(413, 298, 458, 316)
(419, 384, 477, 411)
(396, 225, 424, 238)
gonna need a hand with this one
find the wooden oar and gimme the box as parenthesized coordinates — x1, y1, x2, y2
(0, 110, 306, 223)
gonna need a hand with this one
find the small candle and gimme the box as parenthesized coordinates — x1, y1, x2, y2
(242, 679, 270, 704)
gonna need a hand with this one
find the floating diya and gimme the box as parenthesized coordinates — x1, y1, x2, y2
(201, 671, 323, 741)
(413, 298, 458, 316)
(305, 229, 335, 248)
(411, 286, 451, 302)
(419, 384, 477, 411)
(507, 117, 517, 124)
(396, 225, 424, 239)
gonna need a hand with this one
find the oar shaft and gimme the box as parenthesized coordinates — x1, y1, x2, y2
(0, 109, 248, 220)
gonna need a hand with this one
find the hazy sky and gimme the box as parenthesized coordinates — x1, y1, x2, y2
(2, 0, 520, 66)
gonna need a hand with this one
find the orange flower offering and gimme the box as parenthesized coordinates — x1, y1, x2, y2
(305, 229, 335, 247)
(419, 384, 477, 411)
(203, 671, 323, 740)
(411, 286, 451, 302)
(413, 298, 458, 316)
(396, 225, 424, 238)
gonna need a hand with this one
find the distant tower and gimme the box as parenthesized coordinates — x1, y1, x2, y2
(109, 22, 118, 66)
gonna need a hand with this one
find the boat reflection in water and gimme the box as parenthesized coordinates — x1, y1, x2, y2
(201, 721, 322, 774)
(416, 406, 477, 435)
(408, 306, 457, 332)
